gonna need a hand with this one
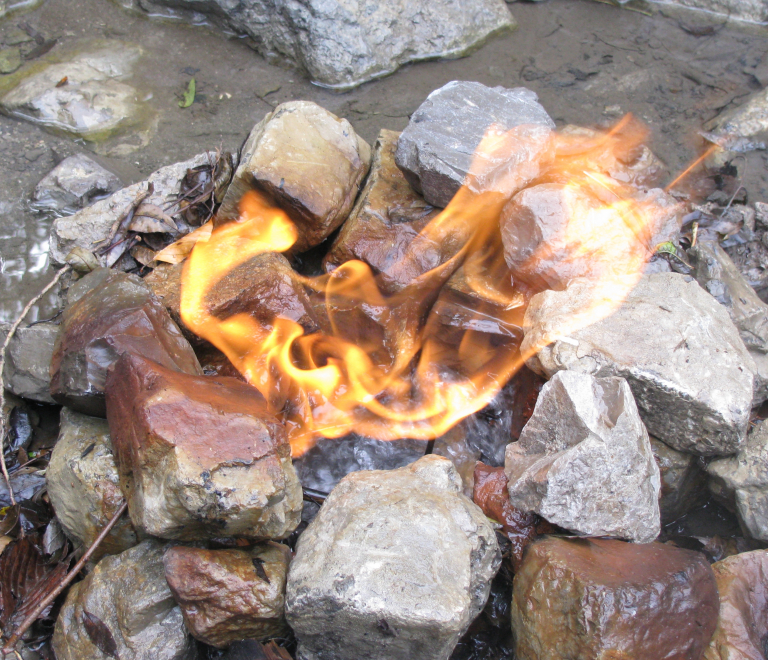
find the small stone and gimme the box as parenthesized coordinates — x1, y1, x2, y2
(1, 322, 57, 403)
(395, 81, 554, 208)
(505, 370, 661, 543)
(286, 455, 500, 660)
(52, 540, 196, 660)
(46, 408, 138, 561)
(0, 47, 21, 74)
(512, 537, 719, 660)
(106, 352, 302, 541)
(432, 426, 480, 497)
(164, 542, 290, 648)
(218, 101, 371, 253)
(650, 436, 707, 524)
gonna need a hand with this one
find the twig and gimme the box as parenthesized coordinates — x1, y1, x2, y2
(1, 500, 128, 655)
(0, 266, 71, 507)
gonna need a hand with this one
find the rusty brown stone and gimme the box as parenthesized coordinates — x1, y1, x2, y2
(164, 542, 290, 648)
(106, 352, 302, 541)
(512, 537, 719, 660)
(143, 261, 196, 343)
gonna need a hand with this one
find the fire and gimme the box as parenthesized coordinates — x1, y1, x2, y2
(180, 116, 678, 456)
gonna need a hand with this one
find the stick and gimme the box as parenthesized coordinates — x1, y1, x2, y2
(1, 499, 128, 654)
(0, 266, 71, 507)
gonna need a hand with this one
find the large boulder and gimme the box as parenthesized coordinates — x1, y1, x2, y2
(286, 455, 500, 660)
(2, 322, 57, 403)
(106, 352, 302, 541)
(512, 537, 719, 660)
(522, 273, 755, 456)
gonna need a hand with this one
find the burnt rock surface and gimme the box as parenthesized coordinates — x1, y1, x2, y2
(1, 321, 57, 403)
(50, 268, 202, 417)
(164, 542, 290, 649)
(286, 455, 500, 660)
(512, 537, 719, 660)
(106, 352, 302, 541)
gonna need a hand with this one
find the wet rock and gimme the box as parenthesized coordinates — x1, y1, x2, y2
(50, 268, 202, 417)
(650, 436, 707, 524)
(522, 273, 755, 456)
(1, 321, 57, 403)
(218, 102, 371, 253)
(46, 408, 138, 560)
(706, 419, 768, 542)
(704, 549, 768, 660)
(164, 542, 290, 648)
(505, 370, 661, 543)
(31, 154, 122, 215)
(395, 81, 554, 208)
(52, 539, 196, 660)
(49, 152, 209, 266)
(286, 455, 500, 660)
(106, 352, 302, 541)
(512, 537, 719, 660)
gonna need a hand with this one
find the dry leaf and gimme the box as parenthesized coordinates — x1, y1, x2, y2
(154, 221, 212, 265)
(0, 536, 12, 557)
(130, 245, 157, 267)
(128, 204, 177, 234)
(82, 611, 120, 659)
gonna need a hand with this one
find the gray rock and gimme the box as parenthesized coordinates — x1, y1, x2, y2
(522, 273, 755, 456)
(31, 154, 122, 215)
(1, 322, 57, 403)
(505, 371, 661, 543)
(52, 539, 196, 660)
(47, 408, 138, 561)
(286, 455, 500, 660)
(651, 0, 767, 25)
(395, 81, 555, 208)
(129, 0, 515, 90)
(650, 436, 707, 524)
(0, 47, 21, 74)
(706, 419, 768, 541)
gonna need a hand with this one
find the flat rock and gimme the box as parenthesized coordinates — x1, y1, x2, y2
(522, 273, 755, 456)
(505, 370, 661, 543)
(52, 539, 196, 660)
(512, 537, 719, 660)
(106, 352, 302, 541)
(650, 436, 707, 524)
(286, 455, 500, 660)
(50, 268, 202, 417)
(654, 0, 768, 24)
(395, 81, 554, 208)
(218, 101, 370, 252)
(164, 542, 290, 648)
(1, 321, 57, 403)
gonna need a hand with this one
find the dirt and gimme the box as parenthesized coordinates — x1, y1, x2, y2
(1, 0, 768, 322)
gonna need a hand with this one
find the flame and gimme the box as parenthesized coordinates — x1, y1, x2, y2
(180, 116, 677, 456)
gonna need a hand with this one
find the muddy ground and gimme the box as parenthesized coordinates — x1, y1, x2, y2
(1, 0, 768, 322)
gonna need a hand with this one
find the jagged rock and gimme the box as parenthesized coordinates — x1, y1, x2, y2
(286, 455, 500, 660)
(650, 436, 707, 524)
(52, 540, 196, 660)
(106, 353, 302, 541)
(432, 427, 480, 497)
(1, 322, 57, 403)
(50, 268, 202, 417)
(505, 370, 661, 543)
(31, 154, 122, 215)
(218, 102, 370, 252)
(47, 408, 138, 561)
(704, 550, 768, 660)
(164, 542, 290, 648)
(522, 273, 755, 456)
(706, 420, 768, 542)
(395, 81, 554, 208)
(512, 537, 719, 660)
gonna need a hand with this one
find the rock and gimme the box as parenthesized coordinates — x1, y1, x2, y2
(1, 45, 148, 140)
(31, 154, 122, 215)
(650, 436, 707, 524)
(522, 273, 755, 456)
(704, 550, 768, 660)
(1, 322, 57, 403)
(218, 102, 371, 253)
(130, 0, 515, 90)
(286, 455, 500, 660)
(106, 352, 302, 541)
(0, 47, 21, 74)
(706, 420, 768, 542)
(654, 0, 768, 25)
(505, 370, 661, 543)
(50, 268, 202, 417)
(511, 537, 719, 660)
(432, 427, 480, 497)
(724, 237, 768, 295)
(164, 542, 290, 648)
(49, 152, 209, 266)
(705, 86, 768, 145)
(52, 539, 196, 660)
(46, 408, 138, 560)
(395, 82, 554, 208)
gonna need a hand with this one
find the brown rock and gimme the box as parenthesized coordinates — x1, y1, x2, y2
(50, 268, 202, 417)
(143, 262, 192, 342)
(105, 353, 303, 541)
(164, 542, 290, 648)
(512, 537, 719, 660)
(704, 550, 768, 660)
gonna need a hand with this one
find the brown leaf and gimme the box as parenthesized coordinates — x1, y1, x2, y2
(82, 610, 119, 659)
(263, 641, 294, 660)
(130, 245, 157, 267)
(153, 220, 212, 265)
